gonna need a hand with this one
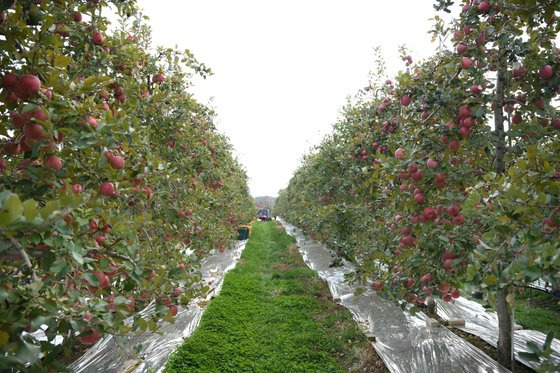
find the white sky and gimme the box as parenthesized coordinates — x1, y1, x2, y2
(137, 0, 443, 197)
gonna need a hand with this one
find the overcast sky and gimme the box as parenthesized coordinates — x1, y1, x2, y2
(137, 0, 443, 197)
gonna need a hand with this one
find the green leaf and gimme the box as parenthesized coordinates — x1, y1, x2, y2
(22, 199, 38, 221)
(0, 331, 9, 348)
(40, 200, 60, 219)
(71, 251, 84, 265)
(483, 274, 498, 286)
(4, 193, 23, 223)
(54, 55, 71, 68)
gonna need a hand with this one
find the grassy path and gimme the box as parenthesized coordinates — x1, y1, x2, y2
(164, 221, 386, 372)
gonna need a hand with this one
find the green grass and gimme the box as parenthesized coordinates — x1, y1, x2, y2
(164, 221, 386, 373)
(515, 288, 560, 337)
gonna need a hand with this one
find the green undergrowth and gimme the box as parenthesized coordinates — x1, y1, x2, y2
(514, 288, 560, 337)
(164, 221, 386, 372)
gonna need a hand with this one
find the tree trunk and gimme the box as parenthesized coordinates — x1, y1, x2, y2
(495, 66, 506, 174)
(494, 60, 513, 370)
(496, 286, 514, 370)
(427, 299, 437, 317)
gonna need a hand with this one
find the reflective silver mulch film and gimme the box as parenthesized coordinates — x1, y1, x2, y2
(435, 296, 560, 370)
(278, 218, 510, 373)
(69, 240, 248, 373)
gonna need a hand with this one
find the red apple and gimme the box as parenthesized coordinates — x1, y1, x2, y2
(2, 73, 18, 89)
(45, 155, 62, 171)
(91, 32, 104, 45)
(452, 214, 465, 225)
(470, 85, 482, 94)
(478, 1, 490, 13)
(423, 206, 437, 220)
(400, 95, 411, 106)
(144, 186, 153, 198)
(451, 289, 461, 298)
(456, 43, 468, 54)
(459, 105, 470, 118)
(109, 155, 125, 170)
(414, 193, 426, 204)
(167, 304, 178, 316)
(13, 74, 41, 101)
(79, 328, 101, 345)
(73, 11, 82, 22)
(152, 73, 165, 84)
(4, 142, 21, 155)
(461, 57, 473, 69)
(394, 147, 405, 159)
(420, 273, 433, 283)
(87, 117, 98, 128)
(438, 283, 451, 293)
(99, 182, 115, 197)
(426, 158, 438, 169)
(371, 281, 384, 291)
(449, 139, 460, 152)
(540, 64, 554, 80)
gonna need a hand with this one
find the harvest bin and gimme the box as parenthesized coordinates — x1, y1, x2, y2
(237, 227, 250, 240)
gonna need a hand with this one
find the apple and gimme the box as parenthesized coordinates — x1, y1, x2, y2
(513, 66, 526, 78)
(512, 113, 522, 125)
(4, 142, 20, 156)
(402, 235, 416, 247)
(533, 98, 545, 109)
(423, 206, 437, 220)
(449, 139, 460, 152)
(394, 147, 405, 159)
(79, 328, 101, 345)
(442, 294, 453, 302)
(443, 259, 455, 271)
(172, 288, 181, 297)
(460, 126, 470, 138)
(452, 214, 465, 225)
(539, 64, 554, 80)
(456, 43, 468, 54)
(371, 281, 384, 291)
(420, 273, 433, 283)
(478, 1, 490, 13)
(459, 105, 470, 118)
(470, 84, 482, 94)
(73, 11, 82, 22)
(45, 155, 62, 171)
(411, 170, 423, 181)
(109, 155, 125, 169)
(426, 158, 438, 169)
(144, 186, 153, 198)
(451, 289, 461, 299)
(2, 73, 18, 89)
(461, 57, 473, 69)
(146, 270, 155, 281)
(94, 271, 109, 289)
(13, 74, 41, 101)
(99, 182, 115, 197)
(167, 304, 178, 316)
(552, 118, 560, 129)
(400, 95, 411, 106)
(438, 283, 451, 293)
(87, 117, 98, 128)
(414, 193, 426, 203)
(91, 32, 104, 45)
(153, 73, 165, 84)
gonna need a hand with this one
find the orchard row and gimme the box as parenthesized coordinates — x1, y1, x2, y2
(0, 0, 253, 370)
(275, 0, 560, 369)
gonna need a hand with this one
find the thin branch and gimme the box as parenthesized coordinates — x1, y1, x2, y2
(8, 236, 38, 282)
